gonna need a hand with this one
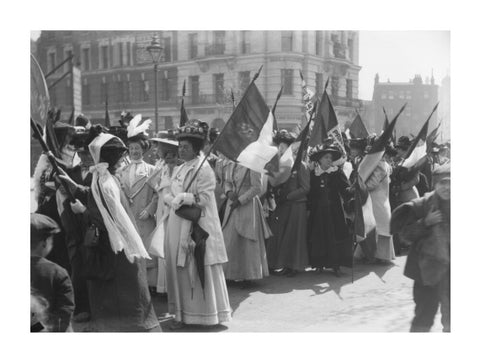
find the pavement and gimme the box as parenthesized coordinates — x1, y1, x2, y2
(73, 254, 443, 333)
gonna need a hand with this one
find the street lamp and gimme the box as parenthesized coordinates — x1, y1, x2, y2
(146, 34, 163, 134)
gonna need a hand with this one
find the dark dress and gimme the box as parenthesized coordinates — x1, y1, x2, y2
(80, 188, 160, 332)
(307, 168, 352, 269)
(267, 162, 310, 271)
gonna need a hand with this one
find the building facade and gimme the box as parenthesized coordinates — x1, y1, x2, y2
(371, 74, 439, 137)
(438, 75, 450, 141)
(34, 30, 362, 132)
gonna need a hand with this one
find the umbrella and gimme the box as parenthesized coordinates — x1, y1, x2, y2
(190, 222, 209, 299)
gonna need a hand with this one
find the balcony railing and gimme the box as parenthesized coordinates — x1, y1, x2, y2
(330, 95, 362, 108)
(205, 43, 226, 56)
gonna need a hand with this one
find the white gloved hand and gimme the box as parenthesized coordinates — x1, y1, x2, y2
(172, 192, 195, 210)
(70, 199, 86, 214)
(182, 193, 195, 205)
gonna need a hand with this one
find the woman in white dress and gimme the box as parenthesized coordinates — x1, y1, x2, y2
(164, 120, 231, 329)
(117, 115, 159, 291)
(146, 138, 179, 294)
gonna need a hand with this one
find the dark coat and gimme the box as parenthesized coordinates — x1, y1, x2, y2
(31, 256, 74, 332)
(307, 168, 352, 268)
(391, 191, 450, 286)
(76, 186, 159, 331)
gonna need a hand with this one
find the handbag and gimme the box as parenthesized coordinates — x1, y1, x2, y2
(175, 204, 202, 223)
(83, 224, 100, 247)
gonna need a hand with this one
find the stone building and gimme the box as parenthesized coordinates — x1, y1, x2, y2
(34, 30, 362, 132)
(371, 73, 439, 137)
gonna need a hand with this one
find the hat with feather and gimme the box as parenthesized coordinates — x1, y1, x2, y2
(126, 114, 152, 150)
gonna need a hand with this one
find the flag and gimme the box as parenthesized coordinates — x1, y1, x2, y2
(271, 86, 283, 132)
(382, 107, 396, 144)
(299, 70, 316, 120)
(358, 103, 406, 181)
(349, 113, 369, 139)
(213, 81, 277, 174)
(401, 107, 434, 169)
(180, 80, 188, 127)
(308, 93, 328, 148)
(426, 120, 441, 152)
(308, 84, 345, 154)
(104, 94, 111, 128)
(68, 107, 75, 125)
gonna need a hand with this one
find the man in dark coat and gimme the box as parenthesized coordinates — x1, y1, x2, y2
(391, 162, 450, 332)
(31, 213, 75, 332)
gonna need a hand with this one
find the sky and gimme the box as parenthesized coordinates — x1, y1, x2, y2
(31, 30, 450, 101)
(359, 31, 450, 100)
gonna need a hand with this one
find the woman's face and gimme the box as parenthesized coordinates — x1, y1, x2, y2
(128, 142, 143, 161)
(164, 150, 178, 165)
(319, 153, 333, 170)
(178, 140, 196, 161)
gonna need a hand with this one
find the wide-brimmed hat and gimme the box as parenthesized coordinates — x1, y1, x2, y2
(309, 143, 342, 162)
(174, 119, 209, 141)
(273, 129, 296, 146)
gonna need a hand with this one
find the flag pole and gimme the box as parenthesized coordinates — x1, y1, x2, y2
(271, 86, 283, 116)
(231, 89, 235, 110)
(184, 66, 264, 192)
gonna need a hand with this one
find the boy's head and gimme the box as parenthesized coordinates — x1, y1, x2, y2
(432, 162, 450, 201)
(31, 213, 60, 257)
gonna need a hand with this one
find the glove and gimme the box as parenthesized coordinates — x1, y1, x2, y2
(70, 199, 86, 214)
(172, 192, 195, 210)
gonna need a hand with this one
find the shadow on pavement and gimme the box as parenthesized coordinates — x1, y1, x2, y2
(227, 261, 396, 314)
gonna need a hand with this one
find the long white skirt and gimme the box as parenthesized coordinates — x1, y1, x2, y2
(165, 213, 231, 325)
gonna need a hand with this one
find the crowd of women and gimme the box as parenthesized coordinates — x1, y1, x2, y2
(31, 112, 451, 332)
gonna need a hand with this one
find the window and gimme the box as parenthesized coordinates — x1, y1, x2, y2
(381, 93, 387, 99)
(214, 73, 224, 103)
(141, 80, 150, 102)
(116, 80, 124, 103)
(48, 51, 56, 73)
(302, 31, 308, 53)
(163, 37, 171, 62)
(388, 90, 394, 99)
(190, 75, 199, 104)
(64, 49, 73, 72)
(347, 38, 354, 60)
(331, 76, 339, 96)
(161, 73, 171, 101)
(240, 31, 250, 54)
(100, 82, 107, 102)
(82, 48, 90, 71)
(315, 72, 324, 95)
(126, 42, 131, 66)
(207, 31, 225, 55)
(424, 91, 429, 99)
(406, 91, 412, 99)
(346, 79, 353, 99)
(281, 69, 294, 95)
(281, 31, 293, 52)
(100, 45, 109, 69)
(238, 71, 250, 93)
(399, 91, 405, 99)
(125, 81, 132, 103)
(118, 43, 124, 67)
(165, 116, 173, 130)
(315, 31, 322, 55)
(82, 80, 90, 105)
(189, 33, 198, 59)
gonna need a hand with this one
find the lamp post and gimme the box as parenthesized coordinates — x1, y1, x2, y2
(146, 34, 163, 134)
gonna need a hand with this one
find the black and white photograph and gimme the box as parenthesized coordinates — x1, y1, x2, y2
(6, 0, 479, 360)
